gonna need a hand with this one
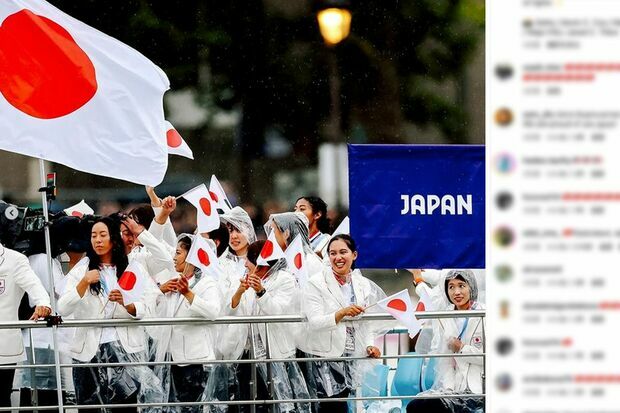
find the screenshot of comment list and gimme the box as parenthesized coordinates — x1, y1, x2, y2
(488, 0, 620, 411)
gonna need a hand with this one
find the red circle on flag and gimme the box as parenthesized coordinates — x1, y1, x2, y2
(70, 211, 84, 218)
(387, 298, 407, 312)
(0, 10, 97, 119)
(197, 248, 210, 266)
(415, 302, 426, 312)
(209, 191, 219, 202)
(199, 198, 212, 216)
(118, 271, 137, 290)
(166, 128, 183, 148)
(260, 240, 274, 259)
(294, 253, 303, 269)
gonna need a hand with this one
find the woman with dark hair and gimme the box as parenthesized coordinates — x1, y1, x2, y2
(57, 216, 162, 413)
(294, 196, 330, 253)
(300, 234, 387, 413)
(154, 234, 222, 413)
(212, 240, 310, 413)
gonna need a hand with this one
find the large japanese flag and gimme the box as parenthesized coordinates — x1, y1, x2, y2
(185, 236, 224, 280)
(117, 261, 148, 305)
(284, 235, 308, 287)
(257, 231, 285, 266)
(376, 289, 422, 338)
(0, 0, 169, 185)
(181, 184, 220, 233)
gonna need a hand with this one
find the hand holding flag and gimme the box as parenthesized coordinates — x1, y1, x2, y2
(376, 289, 422, 338)
(116, 261, 148, 305)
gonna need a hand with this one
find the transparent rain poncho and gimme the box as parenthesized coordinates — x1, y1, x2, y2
(56, 259, 166, 411)
(204, 263, 311, 413)
(219, 207, 257, 263)
(299, 268, 393, 401)
(410, 270, 485, 413)
(264, 212, 313, 255)
(150, 244, 223, 413)
(264, 212, 325, 280)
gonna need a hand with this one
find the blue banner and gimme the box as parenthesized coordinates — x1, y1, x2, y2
(348, 144, 485, 269)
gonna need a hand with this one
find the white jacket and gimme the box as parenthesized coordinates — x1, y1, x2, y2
(128, 229, 176, 285)
(0, 245, 51, 364)
(299, 268, 377, 358)
(156, 274, 222, 363)
(57, 258, 158, 362)
(431, 302, 485, 394)
(218, 269, 299, 360)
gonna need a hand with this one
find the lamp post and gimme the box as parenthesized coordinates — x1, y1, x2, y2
(315, 0, 351, 209)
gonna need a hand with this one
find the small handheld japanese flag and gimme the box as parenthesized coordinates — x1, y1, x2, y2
(209, 175, 233, 213)
(376, 289, 421, 338)
(181, 184, 220, 233)
(257, 231, 285, 266)
(0, 0, 170, 186)
(284, 235, 308, 287)
(117, 262, 148, 305)
(415, 282, 436, 325)
(186, 236, 224, 280)
(64, 200, 94, 218)
(165, 121, 193, 160)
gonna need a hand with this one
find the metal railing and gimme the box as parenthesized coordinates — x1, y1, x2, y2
(1, 310, 486, 412)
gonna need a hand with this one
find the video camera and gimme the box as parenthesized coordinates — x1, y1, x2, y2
(0, 200, 94, 256)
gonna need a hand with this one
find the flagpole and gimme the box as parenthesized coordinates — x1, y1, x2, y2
(38, 159, 65, 413)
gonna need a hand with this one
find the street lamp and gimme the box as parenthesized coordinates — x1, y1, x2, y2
(316, 2, 352, 46)
(315, 0, 351, 209)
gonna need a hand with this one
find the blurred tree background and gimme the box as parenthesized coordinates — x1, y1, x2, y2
(1, 0, 484, 209)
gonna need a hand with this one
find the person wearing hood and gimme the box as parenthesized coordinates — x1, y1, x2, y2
(153, 234, 222, 413)
(293, 196, 330, 254)
(263, 212, 325, 283)
(407, 269, 485, 413)
(209, 240, 309, 413)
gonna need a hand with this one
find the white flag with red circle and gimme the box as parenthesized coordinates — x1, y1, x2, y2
(117, 261, 148, 305)
(321, 216, 350, 258)
(165, 121, 193, 160)
(257, 231, 285, 266)
(376, 289, 421, 338)
(64, 200, 94, 218)
(185, 236, 223, 280)
(414, 282, 436, 325)
(209, 174, 232, 213)
(181, 184, 220, 233)
(284, 235, 308, 287)
(0, 0, 170, 186)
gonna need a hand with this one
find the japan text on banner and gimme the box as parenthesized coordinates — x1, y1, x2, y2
(0, 0, 170, 186)
(348, 144, 484, 269)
